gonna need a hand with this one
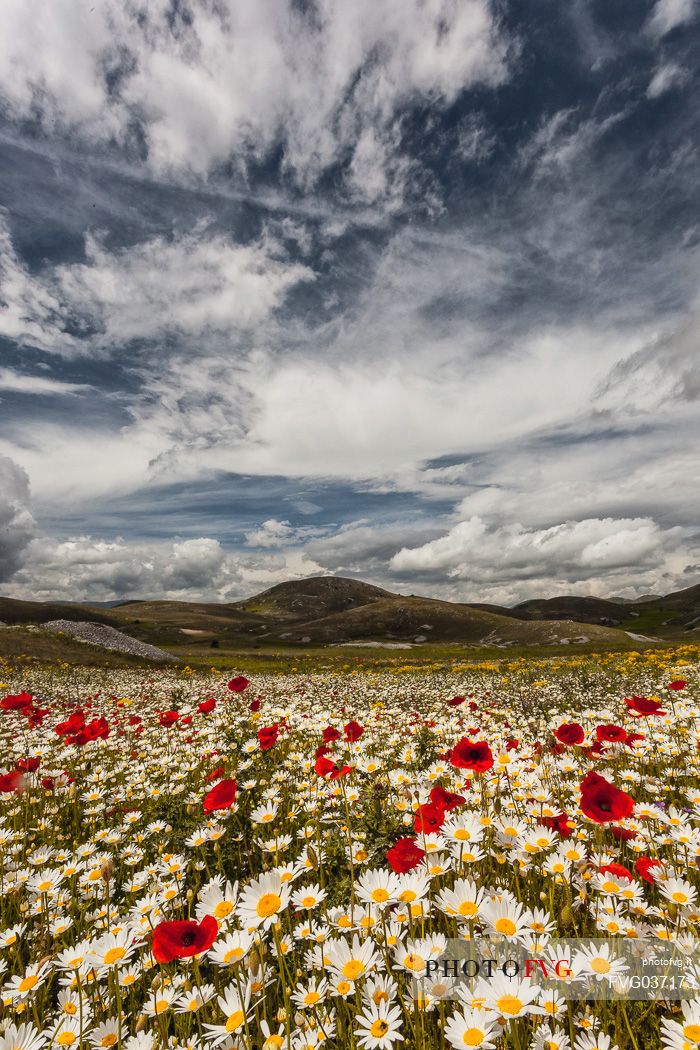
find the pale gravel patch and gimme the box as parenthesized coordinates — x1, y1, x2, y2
(44, 620, 178, 663)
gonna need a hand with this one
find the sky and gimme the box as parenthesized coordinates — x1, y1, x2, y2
(0, 0, 699, 606)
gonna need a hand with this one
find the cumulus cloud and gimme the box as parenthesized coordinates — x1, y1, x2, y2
(0, 456, 36, 582)
(243, 519, 326, 548)
(388, 515, 694, 603)
(0, 0, 510, 208)
(5, 534, 325, 602)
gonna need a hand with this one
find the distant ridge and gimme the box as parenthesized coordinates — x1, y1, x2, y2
(1, 577, 697, 652)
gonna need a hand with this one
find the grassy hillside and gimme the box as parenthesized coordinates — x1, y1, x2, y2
(0, 576, 697, 670)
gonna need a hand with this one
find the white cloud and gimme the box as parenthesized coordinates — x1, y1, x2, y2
(646, 62, 689, 98)
(243, 519, 325, 548)
(0, 369, 89, 396)
(0, 215, 74, 352)
(0, 456, 36, 582)
(646, 0, 697, 40)
(389, 515, 691, 603)
(56, 228, 313, 344)
(0, 0, 510, 207)
(5, 533, 325, 602)
(0, 215, 313, 354)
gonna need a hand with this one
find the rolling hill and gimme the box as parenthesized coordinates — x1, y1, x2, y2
(476, 583, 700, 636)
(0, 577, 697, 664)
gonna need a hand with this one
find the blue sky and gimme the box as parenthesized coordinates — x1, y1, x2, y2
(0, 0, 698, 603)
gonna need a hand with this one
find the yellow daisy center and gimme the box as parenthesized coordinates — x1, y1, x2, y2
(497, 994, 523, 1016)
(225, 1010, 245, 1032)
(494, 917, 517, 936)
(342, 960, 365, 981)
(370, 1020, 389, 1037)
(256, 893, 281, 918)
(463, 1030, 485, 1048)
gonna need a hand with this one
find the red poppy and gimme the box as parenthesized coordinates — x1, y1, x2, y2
(449, 738, 493, 772)
(1, 691, 33, 711)
(580, 771, 634, 823)
(198, 699, 216, 714)
(344, 720, 364, 742)
(323, 726, 341, 743)
(227, 676, 250, 692)
(314, 755, 337, 777)
(625, 731, 645, 747)
(429, 784, 465, 811)
(17, 757, 40, 772)
(0, 770, 24, 793)
(554, 723, 584, 745)
(152, 915, 218, 963)
(635, 856, 663, 883)
(414, 801, 446, 834)
(203, 778, 237, 813)
(249, 699, 261, 712)
(625, 695, 665, 716)
(538, 812, 573, 839)
(55, 711, 86, 736)
(314, 755, 352, 779)
(159, 711, 179, 727)
(206, 766, 224, 781)
(595, 724, 627, 743)
(668, 680, 686, 690)
(257, 724, 279, 750)
(599, 862, 633, 882)
(387, 837, 425, 873)
(448, 696, 465, 707)
(608, 825, 637, 842)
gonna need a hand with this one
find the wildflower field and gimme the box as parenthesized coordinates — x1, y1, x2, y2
(1, 647, 700, 1050)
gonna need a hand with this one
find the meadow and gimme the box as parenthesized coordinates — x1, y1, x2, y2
(1, 645, 699, 1050)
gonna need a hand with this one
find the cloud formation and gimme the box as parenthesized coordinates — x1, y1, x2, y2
(0, 0, 698, 604)
(0, 457, 36, 582)
(0, 215, 313, 353)
(390, 515, 689, 602)
(5, 534, 324, 603)
(0, 0, 509, 209)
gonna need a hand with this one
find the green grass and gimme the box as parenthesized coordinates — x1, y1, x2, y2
(0, 627, 157, 669)
(163, 636, 671, 674)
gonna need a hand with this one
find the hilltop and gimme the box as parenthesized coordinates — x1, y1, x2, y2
(0, 576, 697, 668)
